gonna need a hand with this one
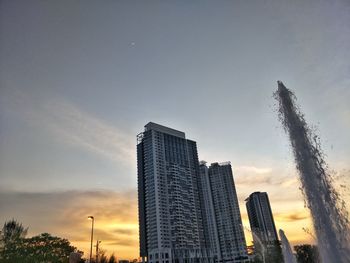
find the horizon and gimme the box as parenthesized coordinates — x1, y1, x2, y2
(1, 0, 349, 260)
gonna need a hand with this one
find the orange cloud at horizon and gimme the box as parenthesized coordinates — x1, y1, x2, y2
(0, 190, 140, 260)
(0, 187, 323, 260)
(2, 167, 348, 258)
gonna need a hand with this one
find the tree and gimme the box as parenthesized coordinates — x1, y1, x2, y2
(108, 254, 117, 263)
(99, 252, 108, 263)
(0, 219, 28, 243)
(294, 244, 320, 263)
(96, 249, 108, 263)
(0, 219, 28, 261)
(85, 249, 117, 263)
(1, 232, 83, 263)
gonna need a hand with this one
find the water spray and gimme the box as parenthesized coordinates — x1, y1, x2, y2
(274, 81, 350, 263)
(279, 229, 297, 263)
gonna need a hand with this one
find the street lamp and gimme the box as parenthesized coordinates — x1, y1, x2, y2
(88, 216, 94, 263)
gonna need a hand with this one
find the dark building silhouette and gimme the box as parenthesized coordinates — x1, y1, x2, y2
(245, 192, 278, 245)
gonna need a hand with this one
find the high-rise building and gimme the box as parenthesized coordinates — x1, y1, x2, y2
(245, 192, 279, 246)
(137, 122, 212, 263)
(199, 162, 248, 263)
(137, 122, 249, 263)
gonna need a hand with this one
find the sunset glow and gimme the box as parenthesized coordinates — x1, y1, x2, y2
(1, 0, 349, 261)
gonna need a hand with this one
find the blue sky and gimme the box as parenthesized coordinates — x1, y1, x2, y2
(1, 0, 349, 258)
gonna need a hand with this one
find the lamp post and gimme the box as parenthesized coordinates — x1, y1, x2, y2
(88, 216, 94, 263)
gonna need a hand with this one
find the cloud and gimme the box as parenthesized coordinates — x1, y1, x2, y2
(280, 178, 298, 188)
(107, 240, 136, 247)
(0, 189, 139, 258)
(234, 166, 298, 189)
(235, 165, 272, 175)
(45, 100, 135, 165)
(274, 211, 309, 222)
(234, 165, 276, 187)
(235, 173, 273, 186)
(113, 229, 136, 235)
(0, 89, 135, 167)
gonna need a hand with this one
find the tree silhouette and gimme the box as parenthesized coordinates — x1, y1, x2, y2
(294, 244, 320, 263)
(0, 219, 28, 243)
(0, 220, 83, 263)
(108, 254, 117, 263)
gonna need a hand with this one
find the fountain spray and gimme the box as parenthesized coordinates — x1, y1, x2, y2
(274, 81, 350, 263)
(279, 229, 297, 263)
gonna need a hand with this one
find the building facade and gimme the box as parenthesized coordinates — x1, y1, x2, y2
(137, 122, 213, 263)
(137, 122, 249, 263)
(245, 192, 279, 246)
(199, 162, 248, 263)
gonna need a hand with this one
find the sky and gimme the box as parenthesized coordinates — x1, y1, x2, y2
(1, 0, 350, 259)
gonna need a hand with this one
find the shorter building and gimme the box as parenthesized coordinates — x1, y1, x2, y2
(245, 192, 278, 246)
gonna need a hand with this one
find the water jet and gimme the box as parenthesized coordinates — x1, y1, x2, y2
(274, 81, 350, 263)
(279, 229, 297, 263)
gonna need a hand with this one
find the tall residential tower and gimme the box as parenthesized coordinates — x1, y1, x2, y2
(137, 122, 248, 263)
(199, 162, 248, 263)
(137, 122, 212, 263)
